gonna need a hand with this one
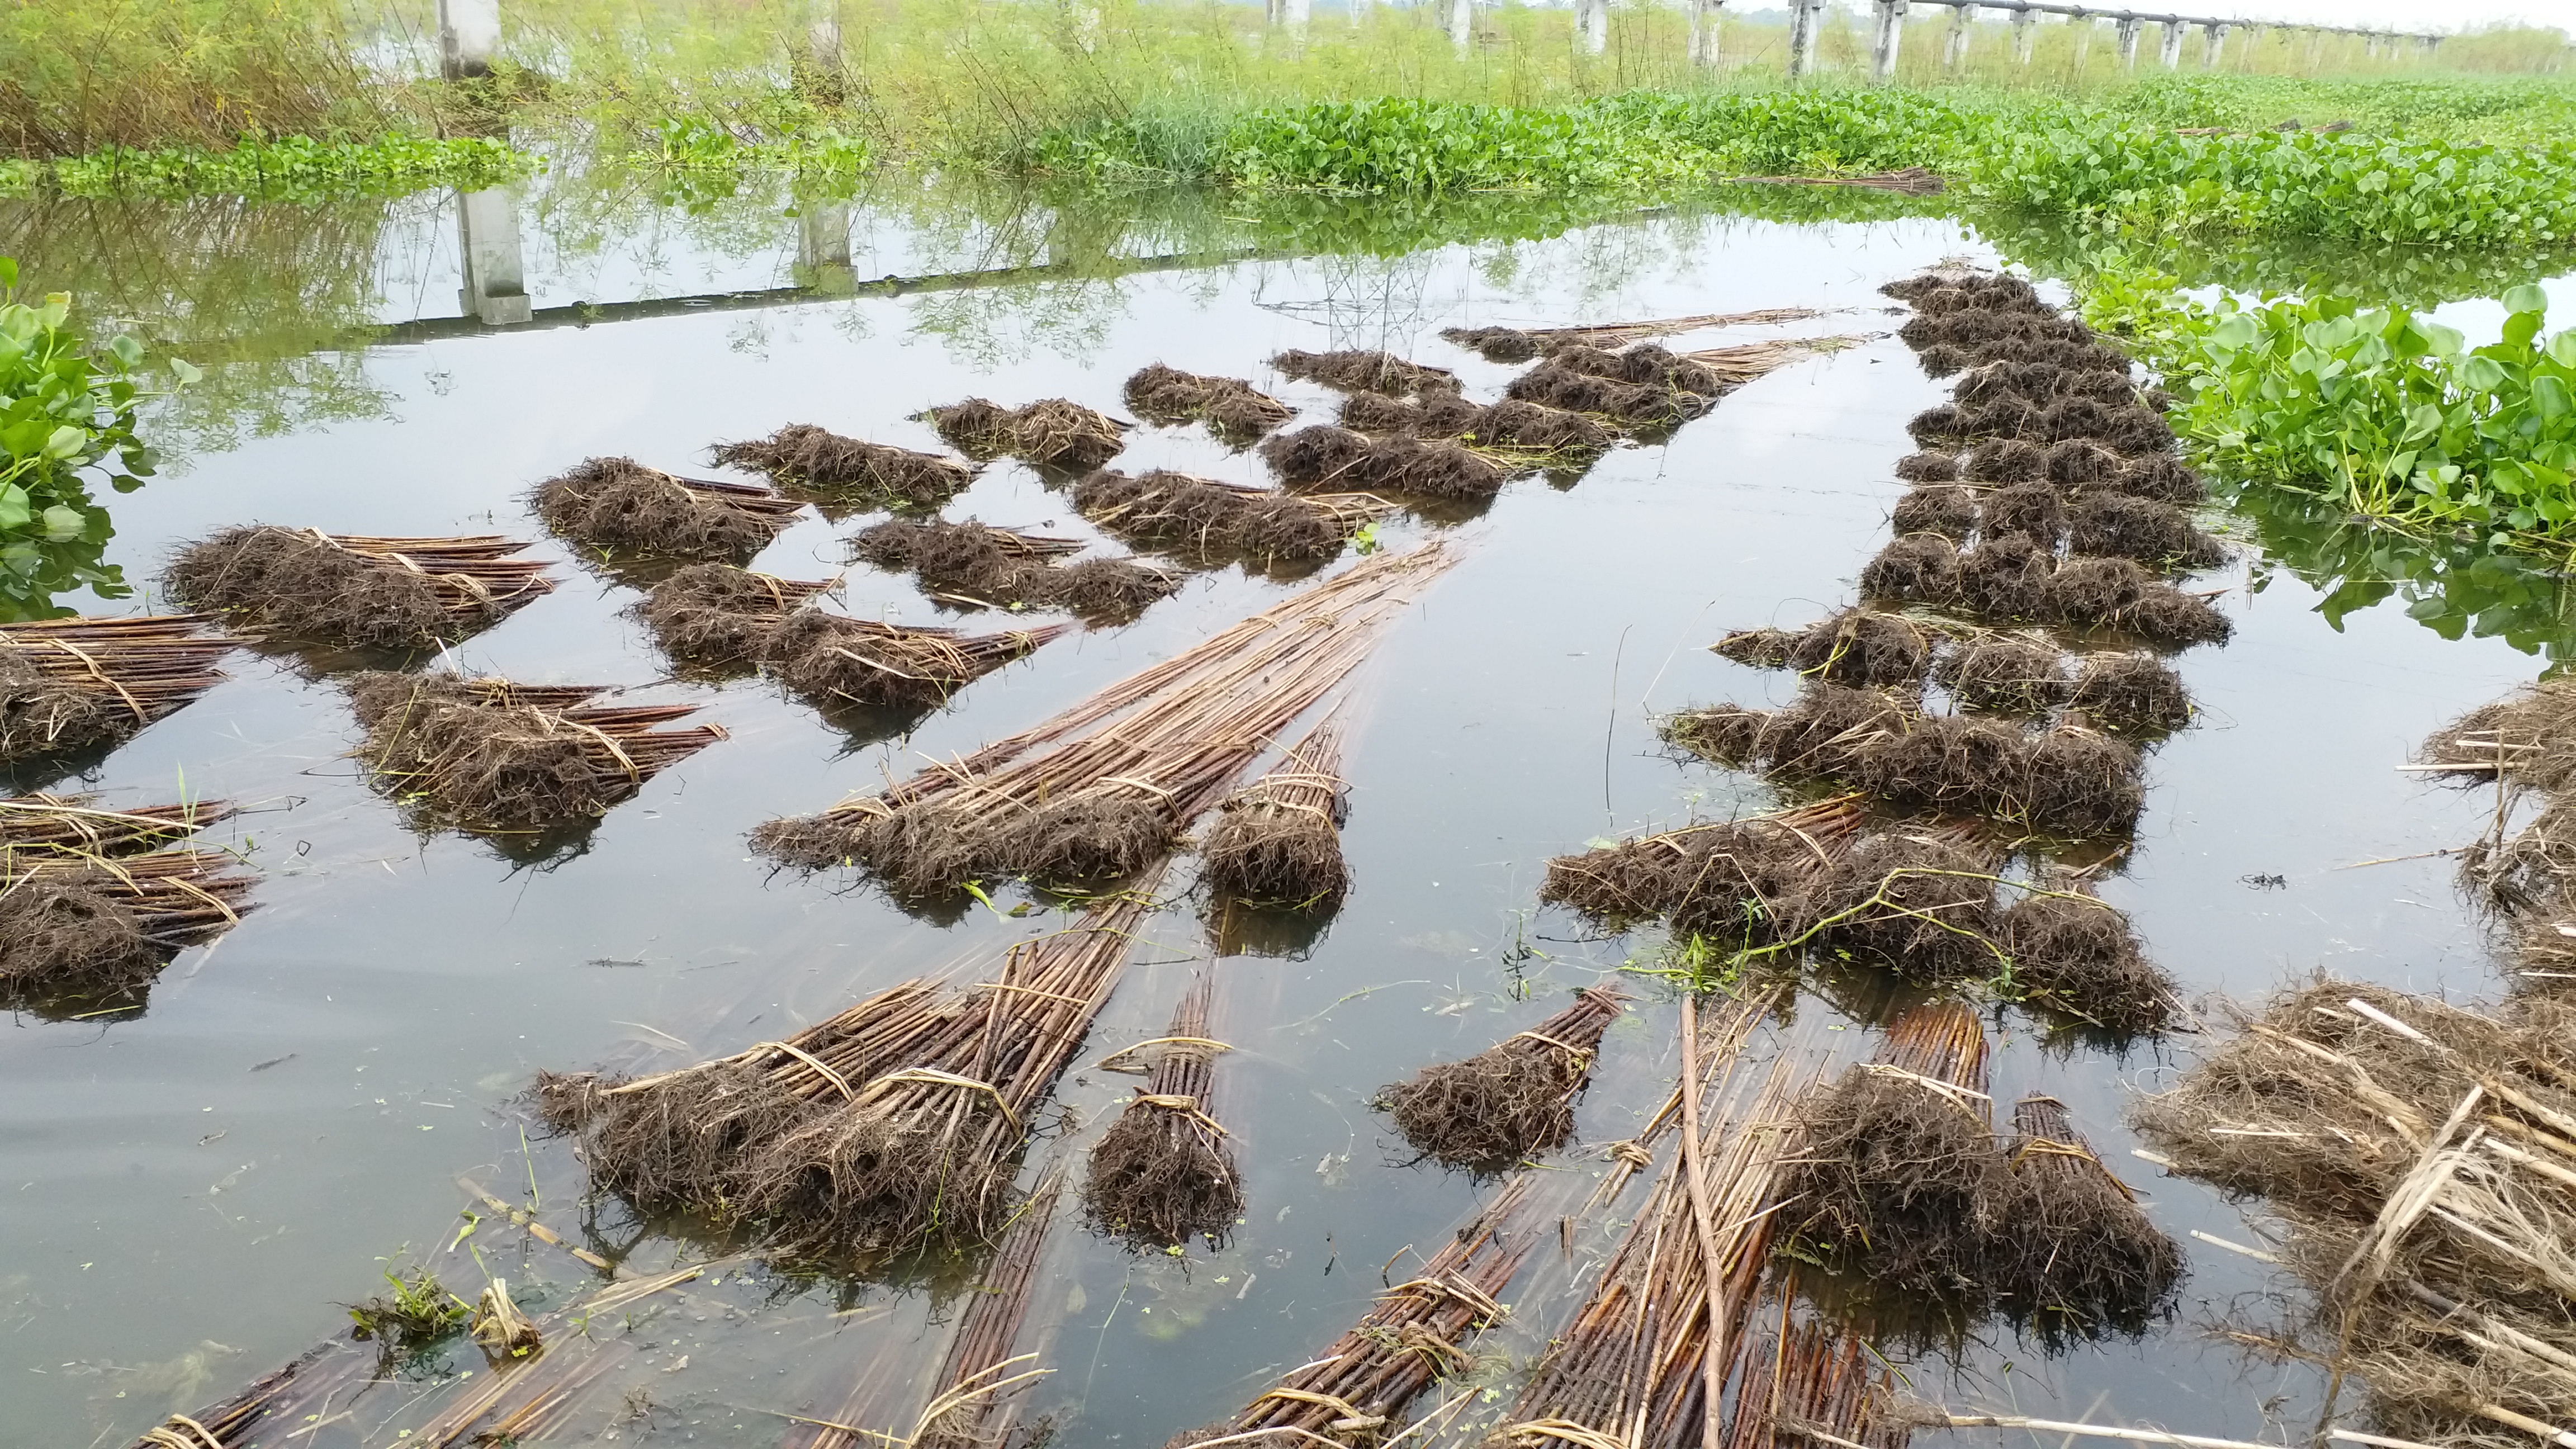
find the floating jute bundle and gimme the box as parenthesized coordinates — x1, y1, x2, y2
(1070, 468, 1393, 569)
(1271, 348, 1461, 398)
(633, 564, 832, 670)
(164, 528, 556, 651)
(921, 397, 1129, 470)
(1376, 986, 1627, 1171)
(0, 614, 236, 766)
(1992, 1094, 2183, 1342)
(711, 424, 977, 509)
(851, 518, 1177, 621)
(1083, 979, 1242, 1248)
(1123, 363, 1295, 443)
(530, 456, 803, 562)
(1197, 717, 1351, 908)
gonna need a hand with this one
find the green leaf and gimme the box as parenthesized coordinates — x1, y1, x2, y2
(2503, 283, 2550, 318)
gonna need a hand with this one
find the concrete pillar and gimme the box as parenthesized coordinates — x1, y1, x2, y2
(1943, 3, 1977, 72)
(796, 200, 854, 296)
(1266, 0, 1310, 24)
(2011, 8, 2036, 65)
(2158, 18, 2183, 68)
(1787, 0, 1826, 78)
(1346, 0, 1368, 22)
(436, 0, 500, 80)
(1689, 0, 1725, 67)
(2201, 21, 2226, 67)
(1871, 0, 1908, 81)
(1573, 0, 1607, 54)
(1446, 0, 1471, 50)
(455, 188, 530, 326)
(2073, 15, 2095, 70)
(2115, 15, 2141, 69)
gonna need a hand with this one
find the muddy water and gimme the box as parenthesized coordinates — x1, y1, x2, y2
(2, 183, 2563, 1448)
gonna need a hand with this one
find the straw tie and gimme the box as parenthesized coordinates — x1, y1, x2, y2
(1498, 1420, 1634, 1449)
(1256, 1388, 1384, 1431)
(867, 1068, 1022, 1132)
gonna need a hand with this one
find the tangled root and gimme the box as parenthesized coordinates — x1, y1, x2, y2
(1366, 434, 1508, 500)
(2068, 653, 2193, 736)
(1980, 481, 2066, 546)
(764, 610, 1050, 711)
(1339, 391, 1480, 437)
(1860, 536, 1961, 603)
(1505, 363, 1702, 428)
(1712, 628, 1798, 669)
(346, 673, 664, 832)
(1272, 349, 1460, 397)
(1918, 344, 1971, 377)
(1071, 469, 1362, 567)
(1200, 799, 1348, 908)
(1905, 405, 1962, 445)
(2001, 887, 2176, 1035)
(163, 526, 471, 650)
(709, 425, 974, 508)
(923, 397, 1129, 470)
(1892, 485, 1977, 541)
(1375, 987, 1623, 1171)
(0, 654, 137, 765)
(1258, 425, 1376, 488)
(1781, 609, 1934, 688)
(2041, 397, 2171, 452)
(2044, 439, 2123, 490)
(0, 877, 166, 1015)
(532, 457, 795, 561)
(1441, 325, 1544, 363)
(1124, 364, 1294, 442)
(1993, 1095, 2184, 1339)
(1085, 1094, 1243, 1248)
(634, 563, 812, 667)
(2118, 454, 2207, 503)
(1671, 683, 1913, 779)
(1856, 711, 2027, 819)
(1935, 638, 2068, 716)
(1461, 399, 1614, 455)
(1955, 536, 2054, 619)
(1813, 831, 2002, 983)
(854, 519, 1176, 621)
(1546, 342, 1723, 397)
(2040, 558, 2232, 645)
(1896, 451, 1960, 483)
(1963, 439, 2048, 484)
(2019, 723, 2146, 839)
(2068, 495, 2225, 570)
(1541, 821, 1818, 944)
(1779, 1066, 2006, 1297)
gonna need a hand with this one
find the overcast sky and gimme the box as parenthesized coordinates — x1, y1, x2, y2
(1815, 0, 2570, 35)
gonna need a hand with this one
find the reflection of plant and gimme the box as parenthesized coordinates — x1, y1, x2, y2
(0, 257, 191, 619)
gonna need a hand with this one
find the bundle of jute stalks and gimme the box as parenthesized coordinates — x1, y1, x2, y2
(2136, 979, 2576, 1448)
(1163, 1175, 1533, 1449)
(752, 544, 1451, 902)
(539, 888, 1163, 1261)
(0, 613, 237, 766)
(164, 529, 556, 650)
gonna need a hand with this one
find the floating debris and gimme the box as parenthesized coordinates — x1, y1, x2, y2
(0, 614, 236, 768)
(531, 456, 803, 562)
(852, 518, 1178, 621)
(1739, 165, 1946, 193)
(1376, 985, 1626, 1172)
(711, 424, 977, 510)
(1123, 363, 1295, 442)
(922, 397, 1129, 470)
(347, 673, 723, 835)
(164, 528, 555, 651)
(1083, 979, 1241, 1249)
(1198, 717, 1351, 909)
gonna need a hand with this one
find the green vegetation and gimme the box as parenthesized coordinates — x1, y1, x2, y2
(0, 258, 186, 620)
(16, 135, 534, 202)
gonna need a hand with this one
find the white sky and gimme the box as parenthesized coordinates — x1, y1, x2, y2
(1816, 0, 2572, 36)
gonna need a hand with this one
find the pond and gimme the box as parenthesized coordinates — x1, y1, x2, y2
(3, 173, 2565, 1448)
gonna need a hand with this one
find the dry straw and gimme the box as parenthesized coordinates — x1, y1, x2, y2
(712, 424, 978, 510)
(530, 456, 804, 562)
(1085, 978, 1242, 1248)
(347, 673, 725, 835)
(1377, 986, 1628, 1172)
(0, 613, 236, 765)
(541, 888, 1162, 1261)
(1442, 308, 1834, 362)
(163, 529, 556, 651)
(1164, 1175, 1532, 1448)
(754, 544, 1451, 901)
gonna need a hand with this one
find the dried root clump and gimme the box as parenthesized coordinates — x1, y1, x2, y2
(1505, 363, 1702, 429)
(854, 519, 1176, 621)
(1272, 349, 1460, 398)
(0, 875, 165, 1010)
(2117, 454, 2207, 504)
(1365, 434, 1508, 500)
(1779, 1063, 2004, 1296)
(2001, 885, 2176, 1035)
(1375, 987, 1625, 1171)
(1812, 830, 2002, 983)
(1892, 485, 1977, 541)
(1201, 802, 1347, 910)
(1896, 451, 1960, 483)
(2044, 439, 2124, 490)
(347, 673, 719, 833)
(1125, 363, 1296, 443)
(1339, 391, 1481, 438)
(1934, 637, 2068, 716)
(163, 527, 480, 650)
(1441, 325, 1544, 363)
(1780, 609, 1934, 688)
(2068, 494, 2225, 570)
(709, 424, 974, 509)
(1963, 438, 2048, 484)
(1259, 424, 1377, 489)
(634, 564, 823, 668)
(2041, 397, 2171, 452)
(1860, 536, 1960, 603)
(765, 610, 1057, 711)
(1668, 683, 1912, 780)
(923, 397, 1129, 470)
(2418, 680, 2576, 796)
(1085, 988, 1242, 1249)
(1917, 344, 1971, 376)
(1979, 481, 2066, 545)
(1712, 627, 1799, 669)
(2039, 557, 2233, 646)
(1547, 342, 1723, 397)
(1461, 398, 1614, 456)
(1954, 535, 2055, 619)
(1542, 813, 1835, 945)
(532, 456, 799, 561)
(2068, 652, 2193, 736)
(2018, 722, 2146, 839)
(0, 654, 135, 764)
(1072, 469, 1374, 567)
(1992, 1095, 2184, 1338)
